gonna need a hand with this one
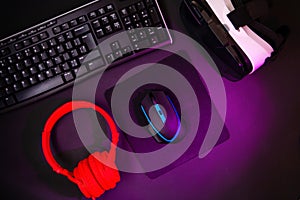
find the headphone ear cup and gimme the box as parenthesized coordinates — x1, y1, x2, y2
(89, 152, 120, 190)
(73, 156, 105, 198)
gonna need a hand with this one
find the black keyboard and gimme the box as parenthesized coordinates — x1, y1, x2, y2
(0, 0, 172, 113)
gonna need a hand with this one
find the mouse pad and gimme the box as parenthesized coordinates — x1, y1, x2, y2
(104, 51, 230, 179)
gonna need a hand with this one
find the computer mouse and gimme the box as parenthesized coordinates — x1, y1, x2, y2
(140, 91, 181, 143)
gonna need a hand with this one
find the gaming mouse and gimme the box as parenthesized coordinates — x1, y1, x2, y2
(140, 91, 181, 143)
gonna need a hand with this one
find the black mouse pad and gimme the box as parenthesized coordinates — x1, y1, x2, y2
(104, 51, 230, 179)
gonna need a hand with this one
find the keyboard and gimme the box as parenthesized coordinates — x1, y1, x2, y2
(0, 0, 172, 113)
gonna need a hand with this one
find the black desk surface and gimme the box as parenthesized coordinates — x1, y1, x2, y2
(0, 0, 299, 199)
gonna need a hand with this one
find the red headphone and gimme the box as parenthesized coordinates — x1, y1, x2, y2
(42, 101, 120, 200)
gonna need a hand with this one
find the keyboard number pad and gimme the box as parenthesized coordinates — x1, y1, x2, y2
(89, 4, 122, 39)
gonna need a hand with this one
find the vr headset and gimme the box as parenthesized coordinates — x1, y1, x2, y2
(180, 0, 289, 81)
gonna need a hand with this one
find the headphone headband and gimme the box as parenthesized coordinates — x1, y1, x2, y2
(42, 101, 119, 181)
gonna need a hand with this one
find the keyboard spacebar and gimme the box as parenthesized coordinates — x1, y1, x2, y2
(16, 76, 64, 102)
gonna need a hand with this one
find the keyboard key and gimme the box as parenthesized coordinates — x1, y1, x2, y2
(5, 86, 14, 95)
(7, 66, 15, 74)
(48, 48, 57, 57)
(156, 26, 168, 41)
(37, 25, 47, 32)
(78, 16, 87, 23)
(128, 5, 137, 14)
(123, 17, 132, 26)
(140, 10, 149, 19)
(106, 4, 114, 12)
(62, 72, 74, 82)
(18, 33, 27, 40)
(53, 66, 62, 75)
(46, 20, 57, 27)
(21, 79, 30, 88)
(134, 22, 143, 28)
(61, 62, 70, 71)
(29, 66, 38, 74)
(15, 52, 24, 60)
(132, 14, 140, 22)
(70, 49, 79, 58)
(88, 11, 97, 19)
(134, 39, 151, 51)
(81, 33, 97, 50)
(149, 7, 160, 25)
(56, 45, 65, 54)
(100, 16, 109, 25)
(105, 25, 113, 34)
(5, 76, 13, 85)
(145, 0, 154, 6)
(120, 8, 128, 17)
(65, 41, 73, 50)
(95, 29, 105, 38)
(37, 72, 46, 81)
(110, 41, 121, 51)
(16, 76, 64, 101)
(138, 30, 147, 39)
(74, 38, 82, 46)
(98, 7, 106, 15)
(57, 35, 66, 43)
(54, 56, 63, 65)
(113, 22, 122, 31)
(45, 70, 54, 78)
(39, 32, 49, 40)
(92, 20, 101, 29)
(15, 63, 25, 71)
(40, 42, 49, 50)
(114, 50, 123, 60)
(31, 36, 39, 43)
(32, 45, 41, 54)
(29, 76, 38, 85)
(65, 31, 74, 40)
(39, 52, 48, 61)
(143, 19, 152, 27)
(73, 25, 90, 36)
(23, 39, 31, 47)
(13, 82, 22, 91)
(53, 26, 61, 34)
(14, 43, 23, 51)
(24, 59, 32, 67)
(32, 55, 40, 64)
(5, 96, 16, 106)
(150, 36, 159, 44)
(63, 52, 71, 61)
(61, 23, 70, 31)
(70, 59, 79, 68)
(69, 19, 78, 27)
(13, 73, 22, 82)
(122, 46, 133, 56)
(106, 53, 115, 63)
(136, 2, 145, 11)
(49, 38, 57, 46)
(45, 60, 54, 68)
(0, 48, 10, 57)
(109, 13, 118, 21)
(21, 69, 30, 78)
(37, 63, 46, 71)
(79, 45, 88, 54)
(86, 58, 105, 71)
